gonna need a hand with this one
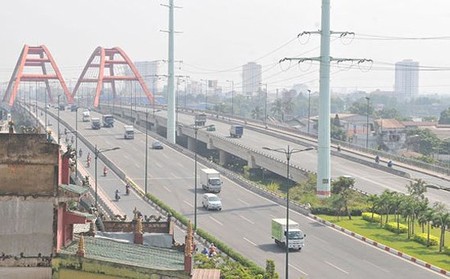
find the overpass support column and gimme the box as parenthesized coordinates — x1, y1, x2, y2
(219, 150, 229, 166)
(187, 136, 195, 152)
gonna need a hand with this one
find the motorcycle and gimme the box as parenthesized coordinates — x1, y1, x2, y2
(103, 167, 108, 177)
(79, 148, 83, 158)
(115, 190, 120, 201)
(125, 185, 130, 195)
(375, 155, 380, 164)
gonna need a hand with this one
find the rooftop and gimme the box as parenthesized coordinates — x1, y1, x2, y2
(59, 236, 184, 271)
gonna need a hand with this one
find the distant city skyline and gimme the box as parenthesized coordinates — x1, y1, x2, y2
(2, 1, 450, 95)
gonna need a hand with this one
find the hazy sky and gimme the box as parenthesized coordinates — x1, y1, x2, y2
(2, 0, 450, 95)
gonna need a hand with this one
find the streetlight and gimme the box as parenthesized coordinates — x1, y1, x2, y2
(260, 83, 268, 128)
(262, 145, 314, 279)
(57, 94, 61, 145)
(94, 145, 120, 209)
(145, 109, 149, 194)
(365, 96, 370, 149)
(226, 80, 234, 116)
(75, 107, 78, 180)
(307, 90, 311, 134)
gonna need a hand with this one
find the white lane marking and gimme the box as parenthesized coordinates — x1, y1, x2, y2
(209, 216, 223, 226)
(123, 154, 131, 160)
(238, 198, 250, 206)
(155, 162, 162, 168)
(163, 186, 172, 192)
(183, 200, 193, 207)
(177, 162, 184, 168)
(135, 163, 140, 168)
(363, 259, 389, 273)
(325, 261, 349, 274)
(239, 215, 255, 224)
(289, 264, 308, 276)
(310, 235, 328, 245)
(243, 237, 257, 246)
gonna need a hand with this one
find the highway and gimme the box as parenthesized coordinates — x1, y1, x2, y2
(41, 105, 448, 279)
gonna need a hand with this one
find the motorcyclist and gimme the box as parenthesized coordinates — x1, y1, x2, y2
(375, 155, 380, 163)
(387, 160, 393, 168)
(125, 183, 130, 195)
(337, 144, 341, 152)
(79, 148, 83, 158)
(115, 189, 120, 201)
(103, 166, 108, 177)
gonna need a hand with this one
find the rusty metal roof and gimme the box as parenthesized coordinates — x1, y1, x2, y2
(192, 269, 221, 279)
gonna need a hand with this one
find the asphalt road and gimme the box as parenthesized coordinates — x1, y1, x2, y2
(43, 106, 447, 278)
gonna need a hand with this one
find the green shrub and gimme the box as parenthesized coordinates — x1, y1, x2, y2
(362, 212, 381, 223)
(384, 222, 407, 234)
(413, 233, 438, 246)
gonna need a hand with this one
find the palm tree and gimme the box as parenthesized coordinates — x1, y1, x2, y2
(433, 202, 450, 252)
(379, 190, 395, 227)
(391, 192, 405, 234)
(406, 179, 427, 200)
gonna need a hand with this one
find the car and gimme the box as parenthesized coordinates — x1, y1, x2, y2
(206, 125, 216, 132)
(202, 193, 222, 211)
(151, 141, 163, 150)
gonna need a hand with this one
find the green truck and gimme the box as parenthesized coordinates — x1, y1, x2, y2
(271, 218, 305, 250)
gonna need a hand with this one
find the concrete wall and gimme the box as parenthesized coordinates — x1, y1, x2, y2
(0, 267, 51, 279)
(0, 134, 59, 195)
(0, 196, 54, 256)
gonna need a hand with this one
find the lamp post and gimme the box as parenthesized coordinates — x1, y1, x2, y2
(307, 90, 311, 134)
(365, 97, 370, 149)
(75, 107, 78, 179)
(145, 109, 149, 194)
(57, 94, 61, 145)
(262, 145, 314, 279)
(227, 80, 234, 116)
(94, 145, 120, 209)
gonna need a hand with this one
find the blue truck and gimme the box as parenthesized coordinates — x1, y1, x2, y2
(229, 125, 243, 138)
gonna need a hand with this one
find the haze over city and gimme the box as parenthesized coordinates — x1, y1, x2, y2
(2, 0, 450, 94)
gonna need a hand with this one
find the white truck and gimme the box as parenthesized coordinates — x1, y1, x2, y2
(82, 110, 90, 122)
(124, 125, 135, 139)
(271, 218, 305, 250)
(200, 168, 222, 193)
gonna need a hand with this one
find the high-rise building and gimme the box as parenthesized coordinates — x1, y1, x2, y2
(134, 61, 163, 95)
(394, 59, 419, 100)
(242, 62, 262, 97)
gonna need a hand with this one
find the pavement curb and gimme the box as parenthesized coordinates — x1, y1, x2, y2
(309, 214, 449, 277)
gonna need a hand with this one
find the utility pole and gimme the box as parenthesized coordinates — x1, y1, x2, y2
(161, 0, 181, 144)
(280, 0, 372, 198)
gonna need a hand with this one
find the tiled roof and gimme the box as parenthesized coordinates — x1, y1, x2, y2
(375, 119, 405, 129)
(59, 236, 184, 271)
(192, 269, 221, 279)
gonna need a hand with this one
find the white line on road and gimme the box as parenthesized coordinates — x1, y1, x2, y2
(177, 162, 184, 168)
(209, 216, 223, 226)
(243, 237, 257, 246)
(310, 235, 328, 245)
(288, 264, 308, 276)
(155, 162, 162, 168)
(238, 198, 250, 206)
(183, 200, 193, 207)
(163, 186, 172, 192)
(239, 215, 255, 224)
(325, 261, 349, 274)
(363, 260, 389, 273)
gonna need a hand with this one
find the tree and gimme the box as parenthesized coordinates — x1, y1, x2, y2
(433, 202, 450, 252)
(331, 176, 355, 219)
(406, 128, 441, 156)
(366, 194, 380, 220)
(406, 179, 427, 200)
(438, 107, 450, 124)
(270, 99, 284, 121)
(264, 259, 279, 279)
(251, 106, 263, 120)
(348, 98, 374, 115)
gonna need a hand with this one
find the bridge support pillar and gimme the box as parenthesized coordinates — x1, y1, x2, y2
(187, 136, 195, 152)
(219, 150, 229, 166)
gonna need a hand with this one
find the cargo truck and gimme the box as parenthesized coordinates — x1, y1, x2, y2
(195, 113, 207, 126)
(91, 118, 101, 130)
(271, 218, 305, 250)
(229, 125, 243, 138)
(82, 110, 90, 122)
(102, 114, 114, 128)
(200, 168, 222, 193)
(124, 125, 135, 139)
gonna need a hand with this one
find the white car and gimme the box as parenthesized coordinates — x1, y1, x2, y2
(202, 193, 222, 211)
